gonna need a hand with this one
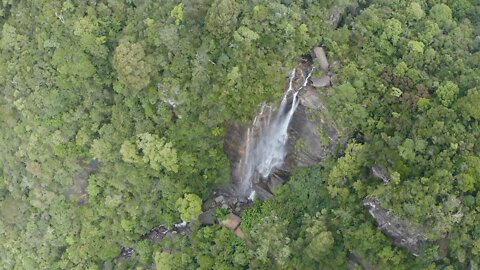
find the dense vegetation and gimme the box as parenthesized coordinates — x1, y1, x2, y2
(0, 0, 479, 269)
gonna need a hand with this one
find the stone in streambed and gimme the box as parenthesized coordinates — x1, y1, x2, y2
(311, 75, 331, 88)
(221, 213, 241, 231)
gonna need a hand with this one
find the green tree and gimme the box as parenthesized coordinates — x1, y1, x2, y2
(205, 0, 239, 39)
(436, 81, 459, 107)
(113, 41, 152, 93)
(175, 193, 202, 223)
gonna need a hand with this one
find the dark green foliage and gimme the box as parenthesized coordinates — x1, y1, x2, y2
(0, 0, 479, 269)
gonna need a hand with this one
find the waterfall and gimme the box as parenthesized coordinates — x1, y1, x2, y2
(238, 67, 313, 199)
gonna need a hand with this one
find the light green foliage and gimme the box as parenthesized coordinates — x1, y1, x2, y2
(52, 46, 95, 78)
(398, 138, 416, 161)
(120, 140, 141, 164)
(383, 18, 403, 45)
(113, 41, 152, 92)
(249, 215, 292, 267)
(408, 40, 425, 54)
(175, 193, 202, 222)
(155, 252, 174, 270)
(205, 0, 239, 38)
(170, 3, 184, 25)
(327, 142, 366, 201)
(303, 213, 335, 261)
(1, 0, 479, 269)
(407, 2, 425, 21)
(121, 133, 179, 173)
(436, 81, 459, 107)
(429, 3, 453, 29)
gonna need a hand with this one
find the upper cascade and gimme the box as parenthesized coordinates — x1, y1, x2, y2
(237, 67, 314, 199)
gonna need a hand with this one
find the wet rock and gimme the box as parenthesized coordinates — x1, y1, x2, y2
(364, 198, 427, 256)
(313, 47, 329, 71)
(311, 75, 331, 88)
(199, 209, 215, 225)
(221, 214, 241, 231)
(371, 165, 390, 183)
(214, 195, 225, 203)
(253, 184, 274, 200)
(267, 169, 289, 193)
(142, 222, 192, 242)
(120, 247, 135, 257)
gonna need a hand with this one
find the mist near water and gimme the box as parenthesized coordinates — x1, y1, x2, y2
(238, 68, 313, 199)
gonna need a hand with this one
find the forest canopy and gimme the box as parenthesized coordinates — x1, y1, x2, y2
(0, 0, 479, 269)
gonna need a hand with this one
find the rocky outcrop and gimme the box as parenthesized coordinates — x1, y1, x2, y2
(287, 103, 342, 167)
(65, 160, 99, 205)
(313, 47, 329, 71)
(200, 191, 251, 221)
(220, 48, 344, 207)
(311, 75, 331, 88)
(311, 46, 333, 89)
(364, 198, 427, 256)
(120, 221, 192, 258)
(142, 222, 191, 242)
(371, 165, 390, 183)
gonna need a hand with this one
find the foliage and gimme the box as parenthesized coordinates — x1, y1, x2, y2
(0, 0, 479, 269)
(175, 193, 202, 223)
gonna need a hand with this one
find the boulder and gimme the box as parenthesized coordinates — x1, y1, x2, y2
(234, 227, 246, 238)
(311, 75, 331, 88)
(221, 213, 241, 231)
(267, 169, 289, 193)
(364, 198, 427, 256)
(214, 195, 225, 203)
(313, 47, 329, 71)
(199, 209, 215, 225)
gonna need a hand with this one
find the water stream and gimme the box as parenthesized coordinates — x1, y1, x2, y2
(238, 67, 313, 199)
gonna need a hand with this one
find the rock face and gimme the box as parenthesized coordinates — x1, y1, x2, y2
(364, 198, 427, 256)
(287, 103, 342, 167)
(224, 121, 249, 189)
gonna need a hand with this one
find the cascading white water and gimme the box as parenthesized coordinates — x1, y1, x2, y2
(238, 67, 313, 199)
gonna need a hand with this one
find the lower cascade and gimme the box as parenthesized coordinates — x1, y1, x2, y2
(238, 67, 313, 199)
